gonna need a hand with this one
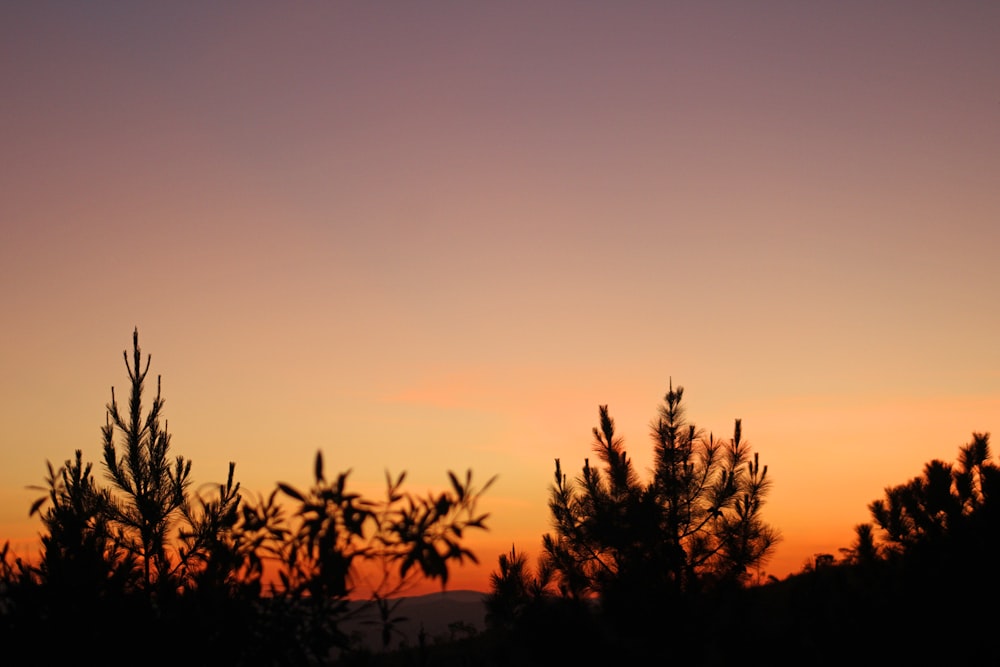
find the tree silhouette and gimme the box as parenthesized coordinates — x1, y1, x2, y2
(100, 328, 194, 593)
(483, 545, 552, 630)
(28, 450, 132, 598)
(543, 382, 779, 610)
(867, 432, 1000, 561)
(838, 522, 880, 566)
(789, 432, 1000, 665)
(483, 383, 781, 663)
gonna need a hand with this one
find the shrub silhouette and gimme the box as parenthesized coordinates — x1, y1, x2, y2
(486, 382, 779, 664)
(544, 382, 779, 604)
(867, 432, 999, 560)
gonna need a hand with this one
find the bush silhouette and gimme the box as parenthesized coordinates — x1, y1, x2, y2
(544, 383, 779, 602)
(486, 382, 779, 663)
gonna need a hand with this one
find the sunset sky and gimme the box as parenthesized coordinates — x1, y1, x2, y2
(2, 2, 999, 592)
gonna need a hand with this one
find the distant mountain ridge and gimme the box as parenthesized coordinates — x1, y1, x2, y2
(338, 589, 488, 653)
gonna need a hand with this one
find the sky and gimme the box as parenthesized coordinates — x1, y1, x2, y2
(2, 1, 999, 593)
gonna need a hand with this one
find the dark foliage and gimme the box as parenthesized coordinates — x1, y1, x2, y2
(733, 432, 1000, 666)
(542, 383, 779, 612)
(6, 334, 1000, 666)
(0, 330, 494, 666)
(479, 391, 1000, 666)
(867, 432, 1000, 560)
(482, 383, 780, 663)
